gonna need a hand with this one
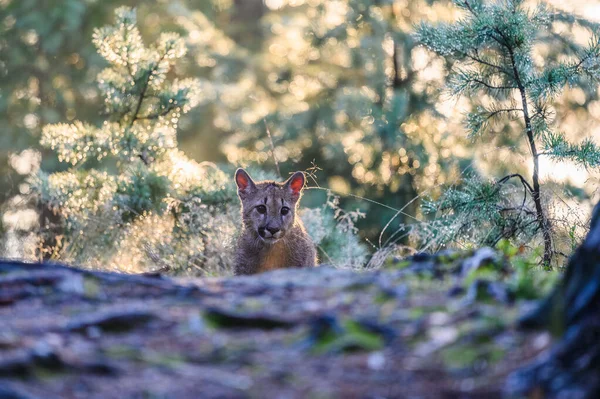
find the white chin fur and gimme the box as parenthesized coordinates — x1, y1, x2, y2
(260, 236, 281, 244)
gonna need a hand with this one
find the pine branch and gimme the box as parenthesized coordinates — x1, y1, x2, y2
(497, 173, 535, 195)
(415, 0, 600, 265)
(450, 67, 517, 97)
(541, 132, 600, 168)
(466, 106, 522, 138)
(128, 54, 166, 130)
(457, 0, 477, 15)
(470, 78, 516, 91)
(461, 51, 512, 76)
(136, 105, 178, 121)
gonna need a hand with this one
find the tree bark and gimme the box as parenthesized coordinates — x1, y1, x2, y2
(508, 202, 600, 398)
(507, 47, 553, 266)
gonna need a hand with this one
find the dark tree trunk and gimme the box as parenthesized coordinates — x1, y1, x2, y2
(507, 202, 600, 398)
(507, 46, 553, 267)
(231, 0, 265, 51)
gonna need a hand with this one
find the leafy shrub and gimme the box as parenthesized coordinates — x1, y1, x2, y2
(33, 7, 368, 275)
(301, 193, 369, 269)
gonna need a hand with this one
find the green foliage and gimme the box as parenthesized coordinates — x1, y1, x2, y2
(411, 174, 539, 250)
(115, 167, 170, 222)
(310, 318, 385, 354)
(541, 132, 600, 169)
(416, 0, 600, 146)
(382, 244, 557, 302)
(5, 0, 600, 273)
(413, 0, 600, 264)
(301, 193, 368, 269)
(496, 239, 559, 300)
(182, 0, 453, 238)
(0, 0, 130, 205)
(32, 7, 367, 274)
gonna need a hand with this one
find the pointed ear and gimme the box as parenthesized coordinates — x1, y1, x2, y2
(284, 171, 305, 201)
(235, 168, 255, 197)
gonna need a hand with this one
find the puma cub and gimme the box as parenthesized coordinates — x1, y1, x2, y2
(234, 169, 317, 275)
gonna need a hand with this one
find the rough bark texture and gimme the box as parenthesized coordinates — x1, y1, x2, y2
(508, 202, 600, 398)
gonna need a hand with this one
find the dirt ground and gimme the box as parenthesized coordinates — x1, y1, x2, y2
(0, 258, 552, 399)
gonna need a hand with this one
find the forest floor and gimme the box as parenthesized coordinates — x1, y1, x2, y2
(0, 253, 555, 399)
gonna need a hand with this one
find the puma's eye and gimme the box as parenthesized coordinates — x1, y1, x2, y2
(256, 205, 267, 214)
(281, 207, 290, 216)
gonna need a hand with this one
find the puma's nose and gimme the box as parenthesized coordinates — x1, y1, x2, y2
(266, 227, 280, 235)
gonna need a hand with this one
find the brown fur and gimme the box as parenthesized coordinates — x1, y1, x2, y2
(234, 169, 317, 275)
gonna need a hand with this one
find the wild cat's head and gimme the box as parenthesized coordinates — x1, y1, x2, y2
(235, 169, 305, 244)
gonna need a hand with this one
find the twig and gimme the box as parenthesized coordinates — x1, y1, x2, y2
(264, 119, 282, 179)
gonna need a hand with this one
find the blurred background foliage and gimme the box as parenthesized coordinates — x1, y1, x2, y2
(2, 0, 600, 272)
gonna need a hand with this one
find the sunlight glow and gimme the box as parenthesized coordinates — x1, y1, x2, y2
(265, 0, 285, 10)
